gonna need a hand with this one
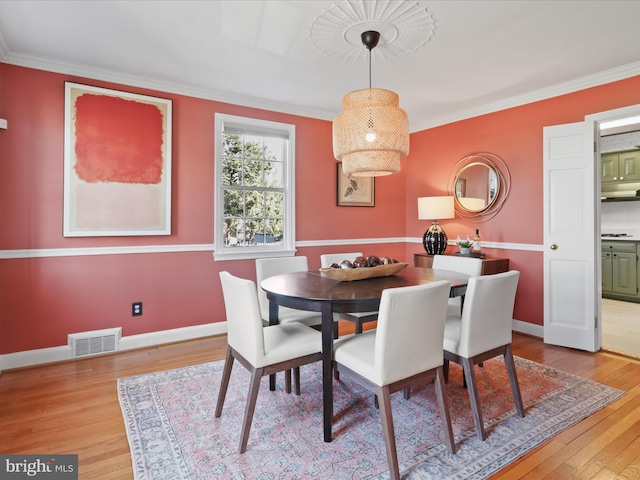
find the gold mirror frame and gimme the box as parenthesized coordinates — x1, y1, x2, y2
(448, 153, 510, 222)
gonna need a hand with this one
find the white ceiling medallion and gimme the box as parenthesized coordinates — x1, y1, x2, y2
(309, 0, 435, 62)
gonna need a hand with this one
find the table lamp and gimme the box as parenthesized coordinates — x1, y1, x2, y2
(418, 196, 455, 255)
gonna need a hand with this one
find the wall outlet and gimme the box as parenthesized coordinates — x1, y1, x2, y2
(132, 302, 142, 316)
(0, 118, 7, 129)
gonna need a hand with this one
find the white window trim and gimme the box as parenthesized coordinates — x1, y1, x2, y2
(213, 113, 296, 261)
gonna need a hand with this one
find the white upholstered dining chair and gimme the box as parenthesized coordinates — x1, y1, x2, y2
(256, 256, 338, 391)
(431, 254, 483, 317)
(442, 270, 523, 441)
(320, 252, 378, 333)
(255, 256, 323, 328)
(215, 271, 322, 453)
(333, 281, 456, 480)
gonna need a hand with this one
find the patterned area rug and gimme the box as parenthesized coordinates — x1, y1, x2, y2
(118, 356, 623, 479)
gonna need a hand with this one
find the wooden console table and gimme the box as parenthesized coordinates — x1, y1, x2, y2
(414, 253, 509, 275)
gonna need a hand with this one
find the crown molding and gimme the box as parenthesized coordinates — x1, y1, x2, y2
(1, 52, 337, 122)
(3, 52, 640, 132)
(411, 60, 640, 132)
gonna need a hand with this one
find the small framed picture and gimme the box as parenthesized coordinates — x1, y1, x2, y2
(336, 162, 375, 207)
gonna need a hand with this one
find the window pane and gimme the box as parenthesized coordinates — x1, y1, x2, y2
(267, 218, 284, 244)
(251, 219, 268, 245)
(244, 160, 264, 187)
(223, 189, 244, 217)
(223, 133, 242, 157)
(243, 135, 264, 159)
(264, 137, 284, 162)
(224, 218, 241, 246)
(246, 190, 265, 218)
(264, 161, 283, 188)
(222, 157, 242, 186)
(265, 191, 284, 217)
(227, 219, 247, 247)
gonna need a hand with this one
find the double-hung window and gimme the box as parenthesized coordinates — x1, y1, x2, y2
(214, 114, 296, 260)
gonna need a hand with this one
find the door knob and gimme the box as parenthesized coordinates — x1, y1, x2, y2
(550, 244, 558, 250)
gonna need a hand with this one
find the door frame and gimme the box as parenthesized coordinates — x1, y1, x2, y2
(587, 104, 640, 351)
(543, 104, 640, 352)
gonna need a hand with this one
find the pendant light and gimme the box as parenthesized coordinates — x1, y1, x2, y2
(333, 31, 409, 177)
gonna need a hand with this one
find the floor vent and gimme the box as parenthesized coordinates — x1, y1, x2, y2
(69, 328, 122, 358)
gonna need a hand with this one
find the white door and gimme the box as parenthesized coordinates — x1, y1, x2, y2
(543, 121, 598, 352)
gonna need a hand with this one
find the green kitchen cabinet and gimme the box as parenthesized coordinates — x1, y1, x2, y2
(601, 150, 640, 184)
(602, 241, 638, 299)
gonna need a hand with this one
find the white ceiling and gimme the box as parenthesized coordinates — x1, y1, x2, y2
(1, 0, 640, 132)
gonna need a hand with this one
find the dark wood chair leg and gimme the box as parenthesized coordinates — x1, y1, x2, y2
(462, 357, 487, 441)
(215, 349, 234, 417)
(443, 358, 450, 383)
(284, 369, 291, 394)
(239, 367, 263, 453)
(355, 320, 363, 334)
(434, 367, 456, 454)
(377, 386, 400, 480)
(293, 367, 301, 396)
(504, 344, 525, 417)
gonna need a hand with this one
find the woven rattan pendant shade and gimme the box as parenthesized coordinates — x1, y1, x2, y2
(332, 30, 409, 177)
(333, 88, 409, 177)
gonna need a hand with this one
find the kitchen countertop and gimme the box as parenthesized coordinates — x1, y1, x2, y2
(601, 232, 639, 241)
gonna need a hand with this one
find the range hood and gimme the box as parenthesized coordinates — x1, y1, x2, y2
(601, 183, 640, 201)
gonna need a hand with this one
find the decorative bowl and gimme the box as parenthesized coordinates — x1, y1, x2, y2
(319, 262, 408, 281)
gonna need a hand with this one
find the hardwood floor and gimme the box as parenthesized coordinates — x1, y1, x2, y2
(1, 326, 640, 479)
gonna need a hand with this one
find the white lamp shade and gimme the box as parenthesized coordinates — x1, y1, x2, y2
(417, 196, 455, 220)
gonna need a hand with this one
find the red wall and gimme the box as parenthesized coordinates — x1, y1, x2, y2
(0, 64, 406, 354)
(2, 62, 640, 355)
(405, 75, 640, 326)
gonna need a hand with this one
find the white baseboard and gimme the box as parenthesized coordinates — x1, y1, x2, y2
(0, 319, 539, 371)
(513, 319, 543, 338)
(118, 322, 227, 351)
(0, 322, 228, 371)
(1, 346, 73, 371)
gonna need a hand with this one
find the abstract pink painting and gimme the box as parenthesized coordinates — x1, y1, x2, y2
(64, 82, 172, 236)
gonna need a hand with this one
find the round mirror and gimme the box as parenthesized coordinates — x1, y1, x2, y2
(454, 162, 500, 212)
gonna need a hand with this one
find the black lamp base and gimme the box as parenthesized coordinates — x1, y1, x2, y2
(422, 222, 448, 255)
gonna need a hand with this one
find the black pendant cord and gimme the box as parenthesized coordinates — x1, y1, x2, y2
(368, 48, 372, 89)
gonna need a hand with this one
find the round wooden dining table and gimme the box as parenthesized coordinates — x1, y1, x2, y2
(260, 266, 469, 443)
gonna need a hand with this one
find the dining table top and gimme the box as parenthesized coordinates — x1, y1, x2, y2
(261, 266, 469, 312)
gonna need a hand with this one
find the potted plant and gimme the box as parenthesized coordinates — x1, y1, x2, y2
(457, 238, 472, 255)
